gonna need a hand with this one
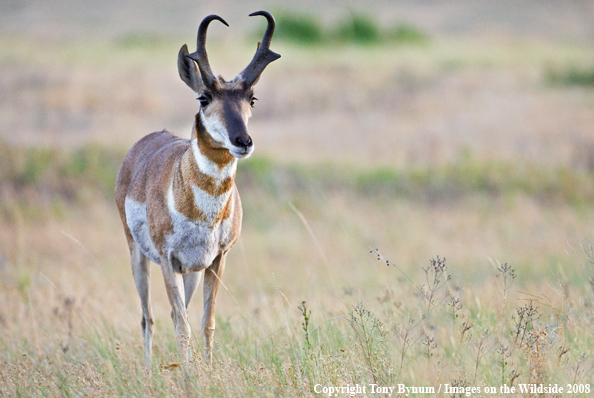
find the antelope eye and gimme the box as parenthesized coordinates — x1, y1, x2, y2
(197, 95, 210, 108)
(250, 97, 258, 107)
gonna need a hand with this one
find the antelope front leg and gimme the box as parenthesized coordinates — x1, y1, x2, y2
(160, 257, 192, 362)
(202, 253, 226, 364)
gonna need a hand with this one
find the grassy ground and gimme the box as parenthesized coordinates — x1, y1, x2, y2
(1, 1, 594, 397)
(1, 142, 594, 396)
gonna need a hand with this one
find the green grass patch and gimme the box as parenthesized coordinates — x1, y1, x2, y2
(546, 65, 594, 87)
(240, 154, 594, 206)
(272, 12, 324, 45)
(258, 11, 429, 47)
(1, 140, 593, 216)
(334, 13, 381, 44)
(0, 140, 126, 212)
(387, 23, 431, 45)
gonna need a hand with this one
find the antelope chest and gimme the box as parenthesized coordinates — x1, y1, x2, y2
(164, 182, 239, 273)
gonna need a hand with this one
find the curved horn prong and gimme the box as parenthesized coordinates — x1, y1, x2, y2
(187, 15, 229, 90)
(239, 11, 281, 88)
(250, 11, 275, 49)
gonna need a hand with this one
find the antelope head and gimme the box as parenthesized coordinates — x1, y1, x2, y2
(177, 12, 280, 159)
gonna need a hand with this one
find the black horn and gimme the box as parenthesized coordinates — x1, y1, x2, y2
(239, 11, 281, 87)
(187, 15, 229, 90)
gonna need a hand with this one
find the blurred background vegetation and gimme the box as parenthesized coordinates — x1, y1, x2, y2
(270, 11, 429, 46)
(1, 1, 594, 396)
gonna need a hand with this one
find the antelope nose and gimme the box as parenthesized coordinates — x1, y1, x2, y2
(235, 137, 252, 148)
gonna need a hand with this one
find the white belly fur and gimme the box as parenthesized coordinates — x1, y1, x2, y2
(124, 197, 162, 264)
(125, 193, 235, 271)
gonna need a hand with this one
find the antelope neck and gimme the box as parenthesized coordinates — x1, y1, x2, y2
(191, 113, 236, 169)
(187, 114, 237, 185)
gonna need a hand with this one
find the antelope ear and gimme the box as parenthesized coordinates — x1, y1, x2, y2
(177, 44, 203, 93)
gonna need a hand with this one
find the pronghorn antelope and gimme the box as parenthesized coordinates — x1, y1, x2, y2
(115, 12, 280, 365)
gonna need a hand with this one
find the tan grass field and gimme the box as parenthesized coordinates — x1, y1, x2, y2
(1, 1, 594, 397)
